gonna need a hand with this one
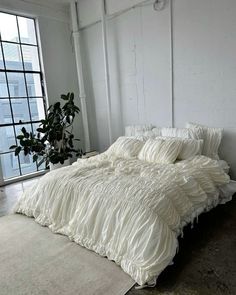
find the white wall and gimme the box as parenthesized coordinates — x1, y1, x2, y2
(0, 0, 83, 149)
(78, 0, 236, 179)
(80, 0, 172, 151)
(173, 0, 236, 178)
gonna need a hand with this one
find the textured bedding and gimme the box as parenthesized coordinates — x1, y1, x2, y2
(15, 154, 233, 286)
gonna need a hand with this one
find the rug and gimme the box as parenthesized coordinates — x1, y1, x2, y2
(0, 214, 135, 295)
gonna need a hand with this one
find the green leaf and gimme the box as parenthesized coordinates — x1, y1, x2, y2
(9, 145, 17, 149)
(15, 146, 21, 156)
(70, 93, 74, 101)
(61, 94, 68, 100)
(23, 147, 29, 156)
(21, 127, 26, 134)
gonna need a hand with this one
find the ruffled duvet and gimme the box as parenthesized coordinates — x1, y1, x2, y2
(15, 154, 233, 285)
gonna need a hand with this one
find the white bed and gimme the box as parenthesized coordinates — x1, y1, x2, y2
(14, 138, 236, 286)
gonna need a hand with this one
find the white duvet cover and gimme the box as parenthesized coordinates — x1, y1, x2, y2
(14, 154, 234, 285)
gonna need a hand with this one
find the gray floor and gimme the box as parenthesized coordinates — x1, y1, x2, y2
(0, 178, 235, 295)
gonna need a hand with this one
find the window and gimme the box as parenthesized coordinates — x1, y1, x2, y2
(0, 11, 46, 180)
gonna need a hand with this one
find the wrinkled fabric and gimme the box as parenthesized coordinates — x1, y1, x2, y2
(15, 154, 232, 286)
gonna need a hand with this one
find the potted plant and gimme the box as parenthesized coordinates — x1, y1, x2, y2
(10, 92, 83, 170)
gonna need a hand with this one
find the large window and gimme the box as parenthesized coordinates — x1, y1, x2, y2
(0, 11, 46, 181)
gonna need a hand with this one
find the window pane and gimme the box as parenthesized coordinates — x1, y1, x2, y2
(0, 99, 13, 124)
(11, 98, 30, 122)
(0, 47, 4, 69)
(26, 73, 42, 96)
(0, 13, 19, 42)
(0, 152, 20, 179)
(0, 125, 15, 153)
(0, 72, 8, 97)
(22, 45, 40, 71)
(29, 97, 45, 121)
(2, 43, 23, 70)
(32, 122, 40, 135)
(19, 152, 37, 175)
(7, 72, 27, 97)
(18, 16, 36, 45)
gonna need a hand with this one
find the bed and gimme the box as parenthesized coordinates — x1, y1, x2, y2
(14, 123, 236, 287)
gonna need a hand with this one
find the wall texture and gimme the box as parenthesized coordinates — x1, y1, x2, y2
(78, 0, 236, 178)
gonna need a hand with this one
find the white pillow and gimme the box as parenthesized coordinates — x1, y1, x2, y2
(161, 127, 204, 140)
(138, 138, 183, 164)
(106, 137, 144, 158)
(125, 124, 153, 136)
(178, 138, 203, 160)
(186, 122, 223, 159)
(142, 127, 162, 138)
(156, 136, 203, 160)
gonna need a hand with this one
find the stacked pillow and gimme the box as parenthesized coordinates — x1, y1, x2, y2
(125, 124, 153, 136)
(123, 122, 223, 161)
(161, 127, 204, 141)
(186, 122, 223, 160)
(158, 127, 204, 160)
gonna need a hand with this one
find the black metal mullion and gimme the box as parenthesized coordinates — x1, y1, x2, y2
(0, 39, 37, 47)
(0, 38, 22, 176)
(0, 69, 41, 74)
(0, 150, 15, 156)
(0, 96, 43, 99)
(0, 120, 42, 128)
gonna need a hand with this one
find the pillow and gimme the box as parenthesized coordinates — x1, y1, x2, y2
(156, 136, 203, 160)
(106, 137, 144, 158)
(186, 122, 223, 159)
(161, 127, 204, 140)
(132, 127, 162, 142)
(138, 138, 183, 164)
(125, 124, 153, 136)
(178, 138, 203, 160)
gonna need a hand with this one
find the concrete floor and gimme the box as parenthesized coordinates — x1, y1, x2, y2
(0, 178, 235, 295)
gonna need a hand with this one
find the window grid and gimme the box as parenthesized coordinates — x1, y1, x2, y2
(0, 11, 46, 179)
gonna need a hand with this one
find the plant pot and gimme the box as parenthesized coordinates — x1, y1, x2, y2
(49, 159, 70, 171)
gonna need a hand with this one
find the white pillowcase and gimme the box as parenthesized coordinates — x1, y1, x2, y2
(106, 137, 144, 158)
(178, 138, 203, 160)
(186, 122, 223, 160)
(125, 125, 153, 136)
(156, 136, 203, 160)
(161, 127, 204, 140)
(142, 128, 162, 138)
(138, 138, 183, 164)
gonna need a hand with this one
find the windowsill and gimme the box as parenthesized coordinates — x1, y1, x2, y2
(0, 169, 47, 187)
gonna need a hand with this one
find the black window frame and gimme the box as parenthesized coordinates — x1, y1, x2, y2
(0, 10, 46, 179)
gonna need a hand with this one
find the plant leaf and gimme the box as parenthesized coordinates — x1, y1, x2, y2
(15, 146, 21, 156)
